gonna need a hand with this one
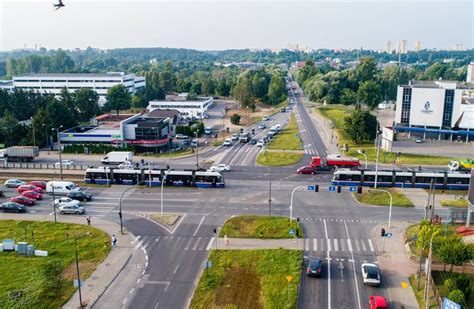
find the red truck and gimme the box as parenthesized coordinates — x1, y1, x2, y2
(310, 155, 360, 169)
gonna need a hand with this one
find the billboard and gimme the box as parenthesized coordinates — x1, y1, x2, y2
(381, 127, 394, 152)
(469, 169, 474, 206)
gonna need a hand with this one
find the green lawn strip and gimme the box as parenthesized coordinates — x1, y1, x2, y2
(440, 199, 469, 208)
(142, 149, 194, 158)
(353, 188, 414, 207)
(256, 151, 303, 167)
(267, 113, 303, 150)
(0, 220, 110, 308)
(219, 215, 303, 239)
(190, 250, 302, 309)
(315, 105, 464, 165)
(213, 140, 223, 147)
(408, 274, 439, 309)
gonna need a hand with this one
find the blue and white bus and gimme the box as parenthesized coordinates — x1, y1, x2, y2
(331, 169, 470, 190)
(84, 167, 225, 188)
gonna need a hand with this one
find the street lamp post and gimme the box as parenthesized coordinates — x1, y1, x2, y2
(118, 185, 137, 234)
(52, 125, 64, 180)
(369, 188, 392, 252)
(52, 172, 57, 223)
(30, 117, 36, 146)
(357, 150, 368, 169)
(268, 167, 272, 217)
(42, 124, 49, 155)
(374, 130, 381, 189)
(74, 236, 84, 308)
(289, 186, 305, 222)
(194, 131, 199, 169)
(161, 174, 167, 216)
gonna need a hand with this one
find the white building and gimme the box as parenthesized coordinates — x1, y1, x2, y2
(395, 79, 474, 139)
(11, 72, 145, 105)
(384, 41, 392, 53)
(147, 93, 213, 120)
(467, 63, 474, 83)
(414, 41, 422, 51)
(396, 40, 407, 54)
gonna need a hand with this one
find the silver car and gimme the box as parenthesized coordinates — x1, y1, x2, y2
(59, 204, 86, 215)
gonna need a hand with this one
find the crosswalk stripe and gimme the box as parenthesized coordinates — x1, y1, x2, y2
(305, 238, 310, 251)
(361, 240, 366, 251)
(368, 239, 375, 252)
(313, 239, 317, 251)
(347, 239, 353, 252)
(355, 240, 360, 252)
(340, 239, 346, 251)
(206, 237, 214, 251)
(327, 239, 331, 252)
(192, 237, 202, 251)
(184, 238, 193, 250)
(333, 239, 339, 251)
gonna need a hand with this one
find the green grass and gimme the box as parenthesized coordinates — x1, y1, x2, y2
(142, 149, 193, 158)
(219, 215, 303, 239)
(409, 274, 439, 309)
(0, 220, 110, 308)
(432, 271, 474, 308)
(190, 250, 302, 309)
(440, 199, 469, 208)
(256, 151, 303, 167)
(267, 113, 303, 151)
(213, 140, 223, 147)
(353, 188, 414, 207)
(316, 105, 464, 165)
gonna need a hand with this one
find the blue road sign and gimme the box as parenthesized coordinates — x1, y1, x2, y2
(202, 260, 213, 269)
(349, 187, 357, 192)
(329, 186, 336, 192)
(289, 229, 295, 236)
(385, 232, 393, 238)
(307, 185, 315, 191)
(73, 279, 84, 287)
(442, 297, 461, 309)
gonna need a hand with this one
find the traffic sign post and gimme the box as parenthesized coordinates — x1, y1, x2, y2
(307, 185, 315, 191)
(442, 297, 461, 309)
(385, 232, 393, 238)
(329, 186, 336, 192)
(349, 187, 357, 192)
(289, 229, 295, 236)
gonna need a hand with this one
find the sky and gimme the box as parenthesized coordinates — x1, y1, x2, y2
(0, 0, 472, 51)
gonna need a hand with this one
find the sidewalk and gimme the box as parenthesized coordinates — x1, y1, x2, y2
(305, 105, 339, 154)
(371, 222, 419, 309)
(0, 214, 138, 309)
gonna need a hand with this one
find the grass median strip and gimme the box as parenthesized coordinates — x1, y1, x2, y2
(267, 113, 303, 151)
(190, 250, 302, 309)
(353, 188, 414, 207)
(440, 199, 469, 208)
(0, 220, 110, 308)
(219, 215, 303, 239)
(256, 151, 303, 167)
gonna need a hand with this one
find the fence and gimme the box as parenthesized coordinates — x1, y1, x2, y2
(0, 162, 89, 171)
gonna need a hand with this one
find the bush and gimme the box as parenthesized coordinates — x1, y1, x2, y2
(230, 113, 241, 125)
(445, 278, 456, 292)
(447, 289, 465, 304)
(454, 273, 472, 299)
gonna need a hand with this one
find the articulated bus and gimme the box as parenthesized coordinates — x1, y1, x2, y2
(331, 169, 470, 190)
(84, 167, 225, 188)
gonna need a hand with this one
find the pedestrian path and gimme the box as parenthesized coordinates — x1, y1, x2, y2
(302, 238, 375, 253)
(134, 235, 213, 251)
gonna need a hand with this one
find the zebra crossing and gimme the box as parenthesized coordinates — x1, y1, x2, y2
(303, 238, 375, 253)
(135, 235, 213, 252)
(304, 148, 317, 155)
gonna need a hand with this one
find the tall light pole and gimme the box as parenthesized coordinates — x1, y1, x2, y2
(268, 167, 272, 217)
(42, 124, 49, 154)
(357, 149, 368, 169)
(194, 131, 199, 169)
(30, 117, 36, 146)
(52, 125, 64, 180)
(74, 236, 83, 308)
(374, 130, 381, 189)
(119, 184, 137, 234)
(289, 186, 305, 222)
(161, 174, 167, 216)
(52, 171, 57, 223)
(369, 188, 392, 253)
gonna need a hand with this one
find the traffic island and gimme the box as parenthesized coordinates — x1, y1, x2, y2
(129, 211, 182, 231)
(0, 220, 110, 308)
(219, 215, 303, 239)
(353, 188, 414, 207)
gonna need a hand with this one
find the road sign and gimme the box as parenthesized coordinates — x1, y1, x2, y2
(385, 232, 392, 238)
(202, 260, 212, 269)
(307, 185, 315, 191)
(73, 279, 84, 287)
(442, 297, 461, 309)
(349, 187, 357, 192)
(329, 186, 336, 192)
(286, 275, 293, 283)
(289, 229, 295, 236)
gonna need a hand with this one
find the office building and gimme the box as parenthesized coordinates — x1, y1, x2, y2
(414, 41, 422, 51)
(397, 40, 408, 54)
(147, 93, 213, 120)
(467, 63, 474, 83)
(385, 41, 392, 53)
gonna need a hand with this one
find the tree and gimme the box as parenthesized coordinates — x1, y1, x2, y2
(104, 85, 132, 115)
(252, 71, 270, 100)
(447, 289, 465, 305)
(344, 110, 378, 143)
(267, 73, 287, 105)
(74, 88, 100, 122)
(357, 80, 382, 110)
(230, 114, 241, 125)
(44, 97, 77, 132)
(0, 110, 28, 146)
(355, 57, 378, 83)
(232, 77, 254, 110)
(340, 89, 357, 105)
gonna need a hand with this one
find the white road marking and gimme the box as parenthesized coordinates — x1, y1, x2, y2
(184, 238, 193, 251)
(368, 239, 375, 252)
(192, 237, 202, 251)
(193, 216, 206, 237)
(305, 238, 310, 251)
(173, 265, 180, 274)
(343, 221, 362, 309)
(313, 239, 317, 251)
(206, 237, 214, 250)
(327, 239, 332, 252)
(361, 241, 366, 252)
(355, 239, 361, 252)
(333, 239, 339, 251)
(323, 219, 331, 309)
(347, 239, 353, 252)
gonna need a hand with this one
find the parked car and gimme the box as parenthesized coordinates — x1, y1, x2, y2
(17, 185, 42, 194)
(67, 191, 92, 202)
(4, 179, 26, 188)
(55, 160, 75, 168)
(415, 138, 423, 143)
(369, 296, 388, 309)
(231, 134, 239, 141)
(280, 107, 287, 112)
(256, 140, 265, 147)
(10, 196, 35, 206)
(361, 263, 381, 286)
(297, 166, 316, 175)
(223, 138, 233, 146)
(0, 202, 26, 213)
(54, 197, 80, 207)
(175, 134, 188, 140)
(59, 204, 86, 215)
(262, 116, 270, 121)
(209, 164, 231, 172)
(190, 140, 198, 148)
(305, 256, 322, 277)
(29, 180, 47, 190)
(21, 190, 43, 200)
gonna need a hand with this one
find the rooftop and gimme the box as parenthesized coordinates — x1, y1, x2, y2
(13, 72, 130, 79)
(406, 80, 474, 89)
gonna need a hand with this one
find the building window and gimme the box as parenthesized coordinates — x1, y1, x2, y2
(400, 87, 412, 124)
(442, 89, 454, 127)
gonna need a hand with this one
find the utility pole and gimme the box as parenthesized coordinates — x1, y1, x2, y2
(52, 172, 57, 223)
(424, 237, 433, 309)
(374, 127, 380, 189)
(195, 131, 199, 169)
(430, 184, 437, 222)
(268, 167, 272, 217)
(74, 236, 83, 308)
(424, 180, 434, 220)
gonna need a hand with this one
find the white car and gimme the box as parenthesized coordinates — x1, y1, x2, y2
(55, 160, 75, 168)
(118, 162, 133, 169)
(256, 140, 265, 147)
(54, 197, 80, 207)
(223, 138, 233, 146)
(4, 179, 27, 188)
(262, 116, 270, 121)
(59, 204, 86, 215)
(258, 123, 266, 130)
(231, 134, 239, 141)
(209, 164, 230, 172)
(361, 262, 380, 286)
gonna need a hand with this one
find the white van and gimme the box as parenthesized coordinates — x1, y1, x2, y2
(46, 181, 80, 195)
(101, 151, 133, 165)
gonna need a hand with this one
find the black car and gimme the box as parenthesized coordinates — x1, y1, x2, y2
(0, 202, 26, 213)
(249, 138, 257, 145)
(305, 257, 322, 277)
(67, 191, 92, 202)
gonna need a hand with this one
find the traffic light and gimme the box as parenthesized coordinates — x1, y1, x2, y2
(357, 186, 362, 194)
(381, 228, 386, 237)
(314, 184, 319, 192)
(337, 186, 341, 193)
(226, 127, 229, 133)
(213, 228, 217, 234)
(296, 228, 300, 237)
(296, 217, 300, 223)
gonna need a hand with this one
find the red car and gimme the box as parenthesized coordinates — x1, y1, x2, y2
(16, 185, 42, 194)
(369, 296, 388, 309)
(21, 190, 43, 200)
(10, 196, 36, 206)
(297, 166, 316, 175)
(29, 181, 47, 190)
